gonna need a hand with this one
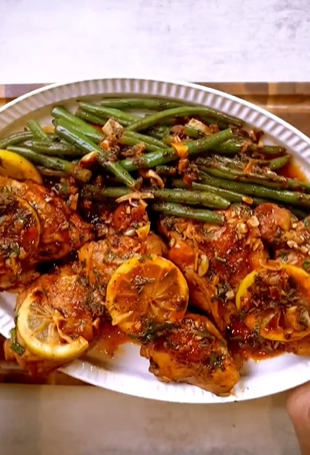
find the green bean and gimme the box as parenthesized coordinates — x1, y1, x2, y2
(200, 173, 310, 208)
(288, 207, 309, 219)
(79, 102, 139, 125)
(118, 135, 168, 153)
(200, 164, 310, 192)
(37, 166, 68, 179)
(173, 179, 310, 216)
(75, 108, 109, 126)
(163, 187, 230, 209)
(0, 131, 33, 149)
(7, 146, 91, 182)
(54, 119, 137, 189)
(183, 121, 228, 138)
(26, 120, 51, 143)
(184, 125, 203, 139)
(151, 202, 224, 225)
(52, 106, 104, 142)
(156, 165, 178, 176)
(120, 129, 233, 171)
(196, 155, 247, 171)
(163, 136, 177, 146)
(172, 179, 267, 205)
(269, 155, 291, 170)
(61, 122, 103, 143)
(214, 138, 287, 156)
(82, 185, 230, 209)
(126, 107, 243, 132)
(165, 136, 240, 155)
(197, 153, 290, 174)
(249, 144, 287, 156)
(100, 98, 185, 110)
(76, 109, 167, 150)
(23, 141, 82, 157)
(125, 132, 166, 149)
(145, 125, 171, 139)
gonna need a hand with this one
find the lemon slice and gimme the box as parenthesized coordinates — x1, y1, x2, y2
(0, 149, 42, 183)
(106, 254, 189, 339)
(17, 287, 89, 360)
(236, 263, 310, 341)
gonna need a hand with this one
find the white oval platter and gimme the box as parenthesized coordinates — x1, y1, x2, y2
(0, 78, 310, 403)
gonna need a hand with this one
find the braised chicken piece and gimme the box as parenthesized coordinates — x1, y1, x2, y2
(4, 265, 102, 376)
(5, 199, 171, 374)
(141, 312, 240, 396)
(77, 200, 181, 340)
(254, 203, 294, 244)
(0, 176, 93, 291)
(77, 200, 167, 302)
(159, 204, 268, 331)
(255, 203, 310, 270)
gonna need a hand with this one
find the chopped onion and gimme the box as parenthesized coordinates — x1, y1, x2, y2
(188, 118, 211, 135)
(79, 151, 98, 167)
(145, 170, 164, 188)
(102, 119, 123, 136)
(116, 192, 154, 204)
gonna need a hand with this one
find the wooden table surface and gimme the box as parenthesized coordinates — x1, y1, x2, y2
(0, 81, 310, 387)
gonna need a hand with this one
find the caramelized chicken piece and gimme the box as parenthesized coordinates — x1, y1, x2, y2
(112, 200, 150, 235)
(255, 203, 310, 270)
(77, 201, 167, 301)
(4, 266, 102, 376)
(0, 176, 93, 291)
(159, 204, 268, 331)
(141, 312, 240, 396)
(254, 203, 293, 244)
(0, 191, 41, 290)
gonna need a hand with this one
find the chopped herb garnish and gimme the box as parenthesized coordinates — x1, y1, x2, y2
(61, 184, 69, 195)
(302, 259, 310, 273)
(304, 217, 310, 231)
(93, 268, 100, 282)
(10, 243, 20, 257)
(10, 328, 25, 356)
(138, 254, 152, 263)
(208, 353, 225, 371)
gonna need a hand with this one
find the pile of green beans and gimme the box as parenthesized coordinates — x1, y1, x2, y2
(0, 96, 306, 223)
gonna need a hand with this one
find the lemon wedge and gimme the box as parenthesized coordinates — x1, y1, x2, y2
(0, 149, 42, 183)
(17, 288, 89, 361)
(106, 254, 189, 339)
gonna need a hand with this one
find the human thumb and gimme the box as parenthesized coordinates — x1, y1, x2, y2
(287, 382, 310, 455)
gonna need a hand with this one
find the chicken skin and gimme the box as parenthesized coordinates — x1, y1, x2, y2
(140, 312, 240, 396)
(159, 204, 268, 331)
(4, 265, 102, 376)
(0, 176, 93, 291)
